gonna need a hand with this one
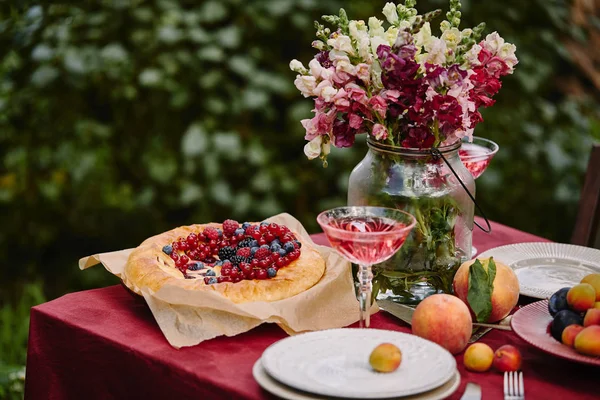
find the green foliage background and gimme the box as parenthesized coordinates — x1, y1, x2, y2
(0, 0, 598, 396)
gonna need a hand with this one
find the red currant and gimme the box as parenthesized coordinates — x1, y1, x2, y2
(186, 233, 198, 246)
(290, 250, 300, 260)
(259, 259, 270, 268)
(175, 258, 187, 268)
(179, 240, 190, 251)
(208, 239, 218, 249)
(188, 250, 200, 260)
(276, 258, 286, 268)
(259, 225, 268, 234)
(265, 232, 275, 242)
(172, 242, 180, 251)
(256, 269, 268, 280)
(272, 252, 281, 261)
(251, 259, 259, 267)
(170, 252, 179, 261)
(221, 268, 232, 276)
(258, 237, 267, 246)
(246, 270, 256, 280)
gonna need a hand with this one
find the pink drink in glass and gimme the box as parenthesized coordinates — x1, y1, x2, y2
(318, 207, 416, 328)
(459, 136, 499, 180)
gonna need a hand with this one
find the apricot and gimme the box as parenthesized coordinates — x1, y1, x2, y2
(493, 344, 522, 372)
(594, 302, 600, 310)
(566, 283, 596, 313)
(561, 324, 584, 347)
(369, 343, 402, 373)
(453, 257, 520, 322)
(581, 274, 600, 301)
(574, 325, 600, 357)
(583, 308, 600, 327)
(463, 343, 494, 372)
(411, 294, 472, 355)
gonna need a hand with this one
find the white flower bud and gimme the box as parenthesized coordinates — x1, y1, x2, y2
(289, 59, 307, 73)
(382, 2, 399, 25)
(304, 136, 323, 159)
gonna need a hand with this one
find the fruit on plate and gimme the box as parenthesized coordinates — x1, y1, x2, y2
(583, 308, 600, 327)
(369, 343, 402, 373)
(453, 257, 519, 323)
(581, 273, 600, 301)
(550, 309, 584, 342)
(566, 284, 596, 313)
(124, 219, 326, 303)
(411, 294, 472, 355)
(561, 324, 584, 347)
(548, 287, 570, 316)
(492, 344, 522, 372)
(463, 343, 494, 372)
(595, 302, 600, 309)
(573, 325, 600, 357)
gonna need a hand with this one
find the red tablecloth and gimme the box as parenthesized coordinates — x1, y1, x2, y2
(25, 218, 599, 400)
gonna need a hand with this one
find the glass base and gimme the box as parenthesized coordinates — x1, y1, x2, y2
(471, 245, 478, 258)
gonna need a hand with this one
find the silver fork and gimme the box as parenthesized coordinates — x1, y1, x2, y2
(504, 371, 525, 400)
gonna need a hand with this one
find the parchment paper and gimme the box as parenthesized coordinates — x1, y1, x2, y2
(80, 213, 377, 348)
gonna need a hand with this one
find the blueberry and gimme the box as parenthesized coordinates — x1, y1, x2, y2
(188, 262, 204, 271)
(271, 239, 280, 246)
(206, 269, 216, 276)
(267, 267, 277, 278)
(234, 228, 245, 236)
(294, 240, 302, 249)
(278, 249, 287, 257)
(162, 245, 173, 255)
(214, 260, 223, 266)
(250, 240, 258, 247)
(284, 242, 295, 253)
(260, 244, 270, 250)
(260, 222, 269, 226)
(242, 222, 251, 229)
(270, 243, 282, 252)
(216, 229, 223, 237)
(251, 246, 259, 256)
(208, 277, 218, 284)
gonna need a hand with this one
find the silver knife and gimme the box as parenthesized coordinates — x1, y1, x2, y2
(460, 383, 482, 400)
(378, 299, 511, 342)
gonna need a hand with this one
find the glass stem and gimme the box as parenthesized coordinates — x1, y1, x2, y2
(357, 264, 373, 328)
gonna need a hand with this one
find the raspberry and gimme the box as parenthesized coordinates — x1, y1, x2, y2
(222, 219, 239, 236)
(254, 247, 271, 261)
(218, 246, 236, 261)
(204, 227, 220, 241)
(236, 247, 252, 258)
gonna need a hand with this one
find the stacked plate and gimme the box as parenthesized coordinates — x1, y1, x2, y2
(253, 328, 460, 400)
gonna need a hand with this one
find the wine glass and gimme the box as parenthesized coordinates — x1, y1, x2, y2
(317, 206, 416, 328)
(459, 136, 499, 256)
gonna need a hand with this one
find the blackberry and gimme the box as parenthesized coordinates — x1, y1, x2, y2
(230, 255, 247, 267)
(218, 246, 237, 260)
(237, 238, 254, 248)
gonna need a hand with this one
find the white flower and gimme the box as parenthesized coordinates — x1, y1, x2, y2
(440, 20, 451, 32)
(368, 17, 385, 38)
(462, 28, 473, 38)
(308, 58, 332, 80)
(382, 2, 399, 25)
(498, 43, 518, 70)
(385, 27, 399, 46)
(322, 139, 331, 156)
(441, 28, 462, 50)
(356, 63, 371, 84)
(414, 22, 433, 51)
(357, 36, 373, 63)
(464, 44, 482, 67)
(482, 32, 505, 55)
(294, 75, 316, 97)
(304, 136, 323, 159)
(423, 37, 447, 65)
(289, 59, 306, 73)
(314, 80, 338, 102)
(336, 58, 356, 75)
(349, 20, 367, 40)
(327, 34, 355, 55)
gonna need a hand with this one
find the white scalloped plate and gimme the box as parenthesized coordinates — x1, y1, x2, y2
(478, 242, 600, 299)
(253, 357, 461, 400)
(260, 328, 456, 399)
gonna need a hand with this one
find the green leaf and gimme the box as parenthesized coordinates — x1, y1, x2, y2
(467, 259, 494, 323)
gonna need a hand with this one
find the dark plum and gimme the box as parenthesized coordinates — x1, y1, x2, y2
(548, 287, 571, 316)
(551, 310, 584, 342)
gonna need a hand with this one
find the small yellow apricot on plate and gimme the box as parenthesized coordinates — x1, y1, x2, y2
(369, 343, 402, 373)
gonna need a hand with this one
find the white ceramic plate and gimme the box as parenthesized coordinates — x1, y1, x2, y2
(253, 357, 461, 400)
(478, 242, 600, 299)
(260, 328, 456, 399)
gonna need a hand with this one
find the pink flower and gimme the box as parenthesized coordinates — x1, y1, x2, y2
(368, 95, 388, 118)
(485, 57, 510, 79)
(356, 63, 371, 84)
(401, 126, 435, 148)
(345, 84, 368, 105)
(333, 88, 351, 112)
(332, 71, 353, 86)
(332, 119, 356, 148)
(349, 113, 363, 129)
(372, 124, 388, 141)
(301, 109, 335, 140)
(477, 47, 493, 65)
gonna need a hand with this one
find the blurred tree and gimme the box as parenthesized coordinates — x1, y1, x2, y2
(0, 0, 598, 301)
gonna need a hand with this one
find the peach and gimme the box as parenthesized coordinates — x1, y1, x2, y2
(453, 257, 520, 322)
(574, 325, 600, 357)
(369, 343, 402, 372)
(566, 283, 596, 313)
(412, 294, 472, 355)
(583, 308, 600, 327)
(581, 274, 600, 301)
(493, 344, 522, 372)
(463, 343, 494, 372)
(594, 302, 600, 310)
(561, 324, 584, 347)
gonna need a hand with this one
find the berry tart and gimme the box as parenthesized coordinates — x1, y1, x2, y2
(124, 220, 325, 303)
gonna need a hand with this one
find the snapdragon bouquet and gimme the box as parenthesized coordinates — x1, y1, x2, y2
(291, 0, 517, 302)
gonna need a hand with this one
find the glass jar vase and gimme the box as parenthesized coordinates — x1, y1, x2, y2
(347, 138, 475, 304)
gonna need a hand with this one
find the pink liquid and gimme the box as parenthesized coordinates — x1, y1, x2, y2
(459, 143, 493, 179)
(324, 217, 411, 265)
